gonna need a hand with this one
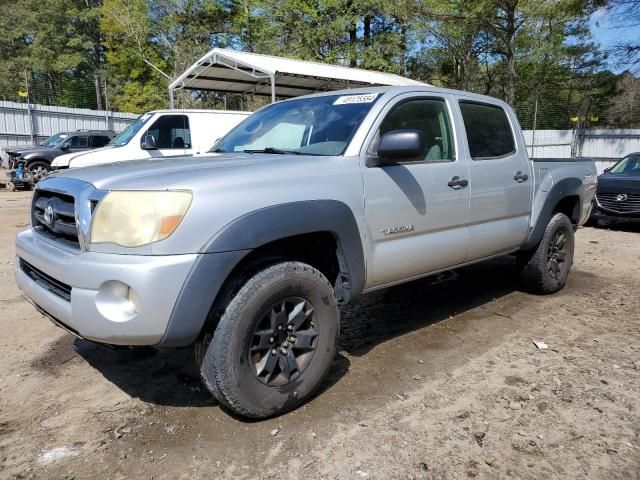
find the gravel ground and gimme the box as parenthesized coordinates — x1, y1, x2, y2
(0, 190, 638, 480)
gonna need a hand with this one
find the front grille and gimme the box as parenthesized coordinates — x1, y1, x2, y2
(19, 259, 72, 301)
(597, 193, 640, 214)
(32, 190, 80, 249)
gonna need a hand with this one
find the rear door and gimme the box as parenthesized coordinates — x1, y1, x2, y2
(362, 93, 470, 289)
(89, 135, 112, 148)
(458, 99, 532, 260)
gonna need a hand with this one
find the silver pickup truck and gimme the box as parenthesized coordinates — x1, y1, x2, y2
(15, 86, 597, 418)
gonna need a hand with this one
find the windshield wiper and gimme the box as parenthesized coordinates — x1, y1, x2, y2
(243, 147, 300, 155)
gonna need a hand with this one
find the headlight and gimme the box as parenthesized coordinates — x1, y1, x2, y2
(90, 191, 192, 247)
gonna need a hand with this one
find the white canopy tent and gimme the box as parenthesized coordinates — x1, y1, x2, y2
(168, 48, 427, 108)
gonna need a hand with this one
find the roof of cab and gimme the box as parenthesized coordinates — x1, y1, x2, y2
(283, 85, 512, 110)
(148, 109, 251, 115)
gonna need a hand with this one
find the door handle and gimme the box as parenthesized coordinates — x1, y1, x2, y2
(514, 171, 529, 183)
(447, 176, 469, 190)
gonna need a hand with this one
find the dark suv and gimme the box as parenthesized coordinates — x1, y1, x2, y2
(3, 130, 115, 181)
(591, 153, 640, 225)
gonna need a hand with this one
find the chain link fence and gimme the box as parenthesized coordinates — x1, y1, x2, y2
(0, 71, 137, 158)
(515, 92, 640, 172)
(0, 70, 114, 111)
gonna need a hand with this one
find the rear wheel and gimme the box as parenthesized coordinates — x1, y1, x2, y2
(518, 213, 575, 294)
(198, 261, 339, 418)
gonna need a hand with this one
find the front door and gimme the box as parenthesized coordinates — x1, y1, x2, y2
(61, 134, 89, 153)
(142, 114, 190, 158)
(362, 95, 471, 289)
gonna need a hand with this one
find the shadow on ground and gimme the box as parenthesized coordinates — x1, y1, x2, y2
(34, 255, 524, 408)
(592, 222, 640, 233)
(339, 255, 520, 356)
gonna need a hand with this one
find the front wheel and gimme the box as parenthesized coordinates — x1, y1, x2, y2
(198, 261, 339, 418)
(518, 213, 575, 294)
(26, 161, 50, 182)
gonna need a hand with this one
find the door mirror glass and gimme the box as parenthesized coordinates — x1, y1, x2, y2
(141, 135, 157, 150)
(372, 130, 425, 165)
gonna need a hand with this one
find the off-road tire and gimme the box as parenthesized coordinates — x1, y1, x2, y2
(199, 261, 339, 419)
(518, 213, 575, 294)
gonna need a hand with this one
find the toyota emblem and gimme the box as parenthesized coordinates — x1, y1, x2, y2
(43, 203, 55, 226)
(616, 194, 628, 202)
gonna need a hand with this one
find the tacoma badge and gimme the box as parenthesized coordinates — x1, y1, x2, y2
(381, 224, 415, 235)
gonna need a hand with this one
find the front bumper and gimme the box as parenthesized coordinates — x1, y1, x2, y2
(591, 202, 640, 224)
(591, 209, 640, 223)
(15, 228, 198, 346)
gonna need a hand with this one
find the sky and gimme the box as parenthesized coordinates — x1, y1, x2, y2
(590, 7, 640, 72)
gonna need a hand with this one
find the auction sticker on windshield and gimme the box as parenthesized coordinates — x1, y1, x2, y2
(333, 93, 379, 105)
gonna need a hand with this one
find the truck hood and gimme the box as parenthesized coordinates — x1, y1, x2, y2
(46, 153, 317, 191)
(597, 173, 640, 194)
(51, 147, 113, 168)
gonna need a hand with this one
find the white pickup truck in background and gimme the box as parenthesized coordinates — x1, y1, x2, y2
(51, 109, 250, 169)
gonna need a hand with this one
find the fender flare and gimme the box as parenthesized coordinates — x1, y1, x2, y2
(522, 177, 583, 250)
(23, 157, 49, 166)
(203, 200, 365, 295)
(159, 200, 365, 347)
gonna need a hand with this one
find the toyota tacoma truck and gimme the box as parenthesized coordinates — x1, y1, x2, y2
(15, 86, 597, 418)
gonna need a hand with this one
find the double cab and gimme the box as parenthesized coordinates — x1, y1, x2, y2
(16, 86, 597, 418)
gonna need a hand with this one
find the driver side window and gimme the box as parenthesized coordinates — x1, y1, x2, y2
(145, 115, 191, 149)
(373, 98, 455, 162)
(64, 135, 89, 149)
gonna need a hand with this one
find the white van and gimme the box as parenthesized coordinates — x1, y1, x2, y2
(51, 109, 250, 169)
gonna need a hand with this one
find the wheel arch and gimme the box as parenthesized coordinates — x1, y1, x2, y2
(159, 200, 365, 347)
(25, 157, 50, 167)
(523, 177, 583, 251)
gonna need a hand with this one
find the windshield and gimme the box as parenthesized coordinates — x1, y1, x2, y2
(40, 133, 68, 147)
(110, 113, 153, 147)
(609, 154, 640, 176)
(213, 93, 381, 156)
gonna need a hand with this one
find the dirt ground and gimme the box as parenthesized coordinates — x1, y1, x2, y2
(0, 190, 639, 480)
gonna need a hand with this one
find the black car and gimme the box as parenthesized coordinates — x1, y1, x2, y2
(591, 152, 640, 225)
(3, 130, 115, 181)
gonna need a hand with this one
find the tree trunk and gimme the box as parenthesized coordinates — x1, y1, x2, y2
(505, 3, 517, 107)
(349, 25, 358, 67)
(94, 75, 103, 110)
(364, 16, 371, 47)
(244, 0, 252, 51)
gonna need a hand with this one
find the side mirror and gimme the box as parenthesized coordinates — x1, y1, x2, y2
(368, 130, 425, 167)
(603, 167, 611, 173)
(60, 143, 69, 151)
(141, 135, 157, 150)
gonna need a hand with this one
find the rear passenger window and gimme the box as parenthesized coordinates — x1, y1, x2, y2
(459, 101, 515, 159)
(90, 135, 111, 148)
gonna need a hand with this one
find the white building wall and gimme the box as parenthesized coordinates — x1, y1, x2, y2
(0, 101, 137, 161)
(523, 129, 640, 174)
